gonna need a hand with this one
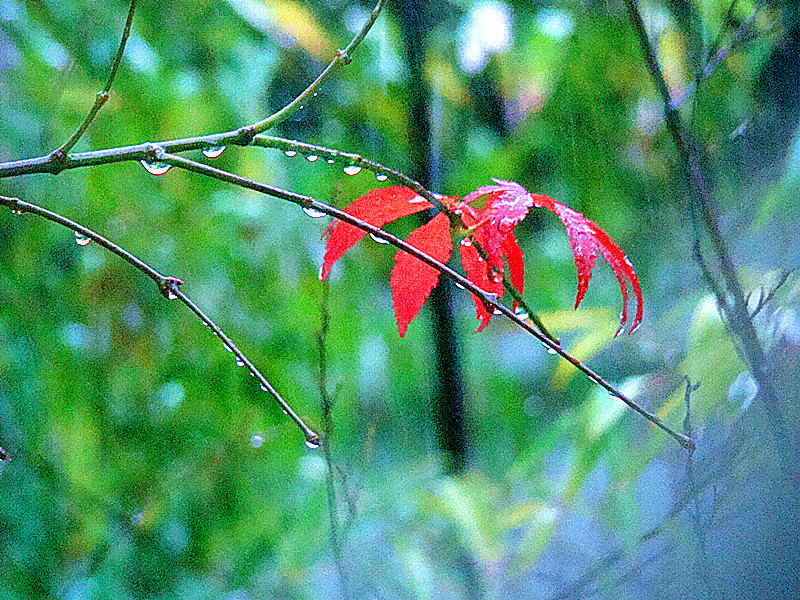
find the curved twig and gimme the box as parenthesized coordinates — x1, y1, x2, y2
(52, 0, 138, 157)
(0, 194, 319, 446)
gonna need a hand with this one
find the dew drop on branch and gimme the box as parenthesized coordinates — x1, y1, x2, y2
(201, 146, 226, 159)
(140, 160, 172, 176)
(74, 231, 91, 246)
(375, 173, 388, 182)
(369, 232, 390, 244)
(343, 165, 362, 176)
(303, 206, 326, 218)
(235, 357, 245, 367)
(259, 384, 268, 392)
(305, 438, 320, 449)
(285, 150, 297, 157)
(306, 155, 319, 162)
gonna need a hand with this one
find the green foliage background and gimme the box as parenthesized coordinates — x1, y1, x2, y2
(1, 0, 798, 598)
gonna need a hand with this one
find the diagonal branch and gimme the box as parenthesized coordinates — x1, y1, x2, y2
(246, 0, 385, 135)
(159, 151, 694, 450)
(0, 194, 319, 446)
(51, 0, 137, 157)
(622, 0, 791, 467)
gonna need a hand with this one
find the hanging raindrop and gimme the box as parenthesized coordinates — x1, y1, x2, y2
(370, 232, 390, 244)
(164, 289, 177, 300)
(235, 357, 245, 367)
(547, 347, 558, 355)
(285, 150, 297, 157)
(343, 165, 362, 176)
(259, 384, 268, 392)
(303, 206, 326, 218)
(326, 158, 335, 164)
(201, 146, 226, 159)
(74, 231, 91, 246)
(306, 155, 319, 163)
(140, 160, 171, 176)
(375, 173, 388, 182)
(305, 438, 321, 449)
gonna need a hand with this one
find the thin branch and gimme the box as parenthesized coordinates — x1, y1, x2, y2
(0, 194, 319, 446)
(247, 0, 385, 135)
(750, 269, 793, 318)
(159, 151, 694, 450)
(51, 0, 137, 157)
(670, 1, 766, 110)
(316, 283, 350, 600)
(623, 0, 786, 460)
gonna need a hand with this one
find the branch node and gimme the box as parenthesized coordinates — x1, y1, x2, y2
(234, 126, 256, 146)
(337, 49, 352, 65)
(157, 275, 184, 300)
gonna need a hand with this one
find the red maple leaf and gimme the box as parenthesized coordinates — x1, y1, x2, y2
(320, 179, 642, 337)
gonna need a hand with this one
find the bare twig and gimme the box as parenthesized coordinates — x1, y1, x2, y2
(0, 194, 319, 445)
(159, 151, 694, 450)
(247, 0, 385, 135)
(670, 1, 766, 110)
(316, 283, 350, 599)
(51, 0, 137, 157)
(623, 0, 786, 460)
(750, 269, 793, 318)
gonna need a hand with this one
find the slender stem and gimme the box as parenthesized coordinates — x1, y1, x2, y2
(623, 0, 788, 460)
(52, 0, 137, 156)
(0, 194, 319, 445)
(247, 0, 385, 134)
(671, 1, 765, 110)
(159, 152, 694, 450)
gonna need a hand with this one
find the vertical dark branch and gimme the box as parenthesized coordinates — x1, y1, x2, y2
(396, 0, 469, 473)
(623, 0, 796, 480)
(317, 282, 349, 600)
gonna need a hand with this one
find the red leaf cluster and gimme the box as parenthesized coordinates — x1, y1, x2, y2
(319, 179, 642, 337)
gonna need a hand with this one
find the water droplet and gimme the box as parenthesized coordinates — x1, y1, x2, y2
(460, 238, 472, 247)
(74, 231, 91, 246)
(201, 321, 208, 326)
(326, 158, 335, 164)
(370, 232, 390, 244)
(318, 265, 325, 280)
(285, 150, 297, 157)
(250, 434, 264, 448)
(303, 206, 326, 218)
(201, 146, 226, 159)
(298, 105, 304, 110)
(408, 196, 427, 204)
(164, 289, 177, 300)
(305, 438, 320, 449)
(306, 155, 319, 163)
(547, 347, 558, 355)
(376, 173, 388, 182)
(312, 92, 318, 97)
(10, 208, 24, 215)
(515, 311, 530, 320)
(259, 384, 268, 392)
(140, 160, 171, 176)
(493, 308, 502, 315)
(454, 281, 465, 290)
(235, 357, 245, 367)
(343, 165, 362, 176)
